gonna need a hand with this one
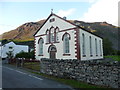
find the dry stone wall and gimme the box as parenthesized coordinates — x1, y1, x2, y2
(40, 58, 120, 88)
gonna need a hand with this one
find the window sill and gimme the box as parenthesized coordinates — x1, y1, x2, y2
(63, 54, 71, 56)
(54, 41, 60, 43)
(38, 55, 44, 56)
(83, 55, 86, 57)
(46, 41, 60, 44)
(90, 55, 93, 57)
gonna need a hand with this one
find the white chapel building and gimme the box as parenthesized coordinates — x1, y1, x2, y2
(34, 13, 103, 61)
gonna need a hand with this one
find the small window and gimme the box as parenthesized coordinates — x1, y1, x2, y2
(50, 18, 55, 22)
(9, 46, 13, 49)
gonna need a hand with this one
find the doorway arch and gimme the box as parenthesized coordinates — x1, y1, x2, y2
(48, 45, 57, 59)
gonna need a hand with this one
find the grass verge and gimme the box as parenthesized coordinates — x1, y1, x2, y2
(23, 62, 40, 71)
(30, 71, 108, 88)
(105, 55, 120, 61)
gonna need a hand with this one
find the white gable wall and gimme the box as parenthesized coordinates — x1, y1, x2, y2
(35, 15, 76, 36)
(79, 29, 103, 60)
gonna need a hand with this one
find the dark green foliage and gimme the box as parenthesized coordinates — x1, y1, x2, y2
(6, 51, 14, 59)
(15, 50, 35, 59)
(117, 50, 120, 55)
(103, 38, 114, 55)
(28, 50, 35, 59)
(1, 39, 9, 45)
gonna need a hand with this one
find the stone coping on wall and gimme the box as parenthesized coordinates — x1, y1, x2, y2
(41, 58, 120, 66)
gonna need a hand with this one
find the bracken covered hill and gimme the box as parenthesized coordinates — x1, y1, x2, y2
(1, 19, 45, 41)
(1, 19, 119, 50)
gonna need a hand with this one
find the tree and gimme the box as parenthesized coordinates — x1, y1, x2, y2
(103, 38, 114, 55)
(6, 51, 14, 59)
(15, 50, 35, 59)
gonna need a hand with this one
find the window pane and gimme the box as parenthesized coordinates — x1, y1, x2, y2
(89, 36, 92, 56)
(95, 39, 98, 55)
(63, 34, 70, 54)
(39, 39, 43, 55)
(82, 34, 85, 55)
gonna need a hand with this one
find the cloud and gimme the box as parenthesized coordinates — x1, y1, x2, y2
(57, 8, 76, 17)
(79, 0, 118, 26)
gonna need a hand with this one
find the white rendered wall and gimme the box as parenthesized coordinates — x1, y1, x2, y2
(1, 42, 28, 58)
(35, 29, 76, 60)
(35, 14, 103, 60)
(79, 29, 103, 60)
(35, 15, 76, 36)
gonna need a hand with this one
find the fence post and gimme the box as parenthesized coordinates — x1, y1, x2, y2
(16, 58, 21, 67)
(16, 58, 18, 67)
(21, 58, 24, 67)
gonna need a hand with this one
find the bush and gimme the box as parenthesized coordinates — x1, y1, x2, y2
(15, 51, 35, 59)
(103, 38, 114, 55)
(117, 50, 120, 55)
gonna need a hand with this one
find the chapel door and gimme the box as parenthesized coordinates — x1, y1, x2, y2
(49, 45, 57, 59)
(50, 51, 56, 59)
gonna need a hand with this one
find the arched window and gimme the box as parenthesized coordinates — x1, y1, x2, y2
(99, 40, 102, 56)
(95, 38, 98, 56)
(63, 33, 70, 54)
(55, 27, 59, 42)
(50, 27, 55, 42)
(38, 38, 44, 55)
(46, 29, 49, 43)
(82, 33, 85, 56)
(89, 36, 92, 56)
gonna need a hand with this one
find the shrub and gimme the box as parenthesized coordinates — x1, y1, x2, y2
(103, 38, 114, 55)
(15, 51, 35, 59)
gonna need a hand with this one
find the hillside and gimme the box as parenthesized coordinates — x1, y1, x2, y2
(0, 19, 119, 50)
(1, 19, 45, 41)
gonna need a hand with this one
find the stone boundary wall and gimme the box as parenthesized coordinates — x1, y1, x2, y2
(40, 58, 120, 88)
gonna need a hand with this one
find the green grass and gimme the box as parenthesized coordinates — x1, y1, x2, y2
(31, 71, 107, 88)
(23, 62, 40, 71)
(105, 55, 120, 61)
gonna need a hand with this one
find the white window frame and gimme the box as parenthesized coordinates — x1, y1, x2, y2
(82, 33, 86, 56)
(50, 28, 55, 43)
(95, 38, 98, 56)
(63, 34, 70, 54)
(46, 30, 49, 43)
(39, 38, 44, 55)
(89, 36, 92, 56)
(99, 40, 102, 56)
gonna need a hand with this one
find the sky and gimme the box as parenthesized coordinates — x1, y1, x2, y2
(0, 0, 119, 35)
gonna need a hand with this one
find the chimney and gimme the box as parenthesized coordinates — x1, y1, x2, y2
(63, 16, 67, 20)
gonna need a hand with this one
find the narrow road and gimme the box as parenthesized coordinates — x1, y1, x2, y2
(2, 64, 73, 89)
